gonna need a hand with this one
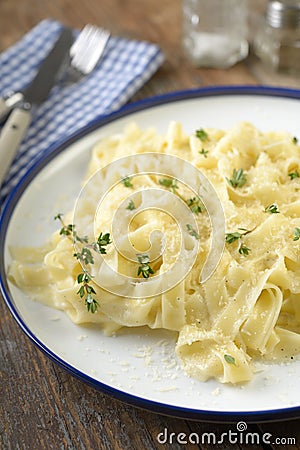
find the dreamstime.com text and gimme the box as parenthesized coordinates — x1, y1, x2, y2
(156, 422, 296, 446)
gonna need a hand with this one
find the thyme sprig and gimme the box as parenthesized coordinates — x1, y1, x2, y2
(158, 178, 204, 215)
(121, 176, 134, 188)
(199, 148, 209, 158)
(225, 228, 252, 256)
(77, 271, 98, 313)
(159, 177, 179, 193)
(186, 196, 204, 215)
(137, 254, 154, 278)
(54, 214, 111, 313)
(226, 168, 247, 188)
(54, 213, 88, 244)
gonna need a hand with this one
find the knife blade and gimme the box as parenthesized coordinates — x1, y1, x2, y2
(0, 27, 73, 186)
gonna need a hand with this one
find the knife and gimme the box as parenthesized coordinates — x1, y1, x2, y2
(0, 27, 73, 186)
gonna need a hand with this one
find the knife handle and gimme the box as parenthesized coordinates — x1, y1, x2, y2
(0, 98, 10, 121)
(0, 92, 24, 121)
(0, 106, 31, 186)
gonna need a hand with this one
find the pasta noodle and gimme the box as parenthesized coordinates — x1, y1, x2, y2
(8, 121, 300, 384)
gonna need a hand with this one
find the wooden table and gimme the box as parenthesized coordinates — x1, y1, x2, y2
(1, 1, 300, 449)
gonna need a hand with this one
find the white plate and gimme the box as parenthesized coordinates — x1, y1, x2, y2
(1, 86, 300, 422)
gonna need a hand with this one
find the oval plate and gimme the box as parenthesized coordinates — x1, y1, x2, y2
(1, 86, 300, 422)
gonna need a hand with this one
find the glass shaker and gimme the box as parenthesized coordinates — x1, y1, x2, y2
(254, 0, 300, 75)
(182, 0, 249, 68)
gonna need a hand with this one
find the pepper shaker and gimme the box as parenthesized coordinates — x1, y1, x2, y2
(254, 0, 300, 75)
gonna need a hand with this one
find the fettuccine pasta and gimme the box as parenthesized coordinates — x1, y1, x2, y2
(9, 121, 300, 384)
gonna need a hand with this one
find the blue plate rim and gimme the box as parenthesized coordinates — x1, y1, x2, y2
(1, 85, 300, 423)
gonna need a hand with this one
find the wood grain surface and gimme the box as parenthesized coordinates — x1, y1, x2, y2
(0, 1, 300, 449)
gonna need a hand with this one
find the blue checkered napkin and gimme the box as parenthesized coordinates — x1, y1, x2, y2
(0, 19, 164, 203)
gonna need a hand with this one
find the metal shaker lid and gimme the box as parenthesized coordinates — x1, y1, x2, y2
(266, 0, 300, 28)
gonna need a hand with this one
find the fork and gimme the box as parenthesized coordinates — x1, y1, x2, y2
(0, 25, 110, 188)
(66, 24, 110, 82)
(0, 25, 110, 115)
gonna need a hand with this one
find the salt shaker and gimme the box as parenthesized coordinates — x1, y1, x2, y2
(254, 0, 300, 75)
(182, 0, 249, 68)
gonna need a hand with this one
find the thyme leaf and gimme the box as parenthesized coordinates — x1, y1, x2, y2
(293, 227, 300, 241)
(238, 243, 251, 256)
(186, 224, 200, 240)
(137, 254, 154, 278)
(288, 170, 300, 180)
(95, 232, 112, 254)
(225, 231, 243, 244)
(126, 199, 136, 210)
(224, 354, 236, 365)
(264, 203, 280, 214)
(74, 247, 94, 265)
(159, 177, 179, 193)
(195, 128, 209, 141)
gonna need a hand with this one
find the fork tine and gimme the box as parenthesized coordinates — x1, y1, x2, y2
(70, 25, 110, 75)
(84, 29, 110, 73)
